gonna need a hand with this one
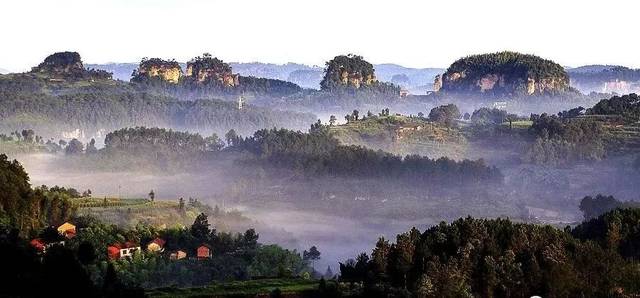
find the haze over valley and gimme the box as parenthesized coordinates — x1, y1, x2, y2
(2, 1, 640, 296)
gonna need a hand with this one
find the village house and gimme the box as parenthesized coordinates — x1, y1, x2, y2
(108, 242, 141, 260)
(170, 250, 187, 260)
(146, 238, 166, 253)
(30, 238, 65, 254)
(399, 89, 410, 97)
(197, 244, 212, 259)
(57, 222, 76, 239)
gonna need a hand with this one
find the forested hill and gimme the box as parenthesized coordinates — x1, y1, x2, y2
(0, 74, 315, 139)
(340, 208, 640, 297)
(438, 51, 571, 97)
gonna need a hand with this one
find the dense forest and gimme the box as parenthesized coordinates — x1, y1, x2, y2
(232, 126, 502, 186)
(0, 73, 315, 138)
(0, 154, 77, 235)
(338, 207, 640, 297)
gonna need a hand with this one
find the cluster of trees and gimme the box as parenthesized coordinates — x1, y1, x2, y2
(578, 194, 640, 220)
(0, 154, 77, 235)
(587, 93, 640, 122)
(441, 51, 569, 95)
(470, 107, 516, 126)
(525, 113, 607, 165)
(339, 210, 640, 297)
(428, 104, 460, 126)
(232, 127, 503, 185)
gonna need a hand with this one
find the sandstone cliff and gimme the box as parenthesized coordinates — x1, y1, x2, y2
(31, 51, 112, 81)
(437, 51, 569, 97)
(320, 54, 378, 90)
(185, 53, 239, 87)
(131, 58, 182, 83)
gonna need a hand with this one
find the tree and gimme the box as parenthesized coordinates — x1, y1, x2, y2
(205, 133, 224, 151)
(303, 246, 321, 270)
(65, 139, 84, 155)
(225, 129, 238, 146)
(429, 104, 461, 126)
(352, 110, 360, 121)
(190, 213, 211, 241)
(148, 190, 155, 201)
(86, 138, 98, 154)
(21, 129, 35, 143)
(329, 115, 337, 126)
(178, 197, 185, 212)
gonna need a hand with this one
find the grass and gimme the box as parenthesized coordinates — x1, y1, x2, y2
(501, 120, 533, 129)
(146, 278, 319, 298)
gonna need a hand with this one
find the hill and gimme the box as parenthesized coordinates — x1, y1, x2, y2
(437, 51, 570, 97)
(329, 114, 467, 159)
(567, 65, 640, 94)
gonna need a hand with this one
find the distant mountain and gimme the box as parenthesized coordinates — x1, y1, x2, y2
(86, 61, 444, 93)
(567, 65, 640, 94)
(567, 65, 621, 74)
(86, 63, 137, 81)
(374, 63, 444, 93)
(0, 67, 9, 74)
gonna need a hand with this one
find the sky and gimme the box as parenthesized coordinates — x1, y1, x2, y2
(1, 0, 638, 72)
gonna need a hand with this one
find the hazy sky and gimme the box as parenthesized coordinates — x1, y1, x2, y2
(1, 0, 638, 72)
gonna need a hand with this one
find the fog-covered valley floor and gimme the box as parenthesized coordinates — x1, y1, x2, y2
(16, 151, 640, 271)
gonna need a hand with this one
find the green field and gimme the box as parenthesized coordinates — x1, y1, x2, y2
(329, 115, 468, 159)
(146, 278, 320, 298)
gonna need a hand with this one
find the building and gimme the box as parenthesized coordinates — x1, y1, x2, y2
(170, 250, 187, 260)
(108, 242, 141, 260)
(197, 244, 212, 259)
(399, 89, 410, 97)
(30, 239, 46, 253)
(146, 238, 166, 253)
(57, 222, 76, 239)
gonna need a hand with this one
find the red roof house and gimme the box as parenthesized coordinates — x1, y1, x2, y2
(107, 244, 122, 260)
(30, 238, 46, 252)
(197, 244, 212, 259)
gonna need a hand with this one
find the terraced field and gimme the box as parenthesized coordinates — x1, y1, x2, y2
(608, 122, 640, 154)
(73, 197, 195, 228)
(329, 115, 468, 159)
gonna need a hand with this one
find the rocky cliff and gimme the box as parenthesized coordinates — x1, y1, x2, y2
(131, 58, 182, 83)
(437, 51, 569, 97)
(31, 51, 112, 81)
(320, 54, 378, 90)
(185, 53, 239, 87)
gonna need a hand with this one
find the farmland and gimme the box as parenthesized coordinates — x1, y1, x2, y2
(329, 115, 468, 159)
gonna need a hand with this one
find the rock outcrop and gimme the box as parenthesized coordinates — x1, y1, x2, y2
(437, 51, 570, 97)
(185, 53, 239, 87)
(320, 54, 378, 90)
(131, 58, 182, 83)
(31, 51, 112, 81)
